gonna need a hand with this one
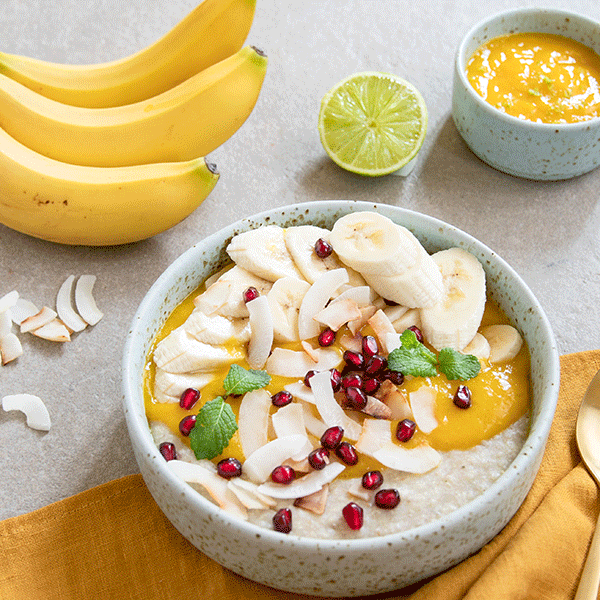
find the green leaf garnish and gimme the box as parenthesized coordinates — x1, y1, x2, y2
(387, 329, 437, 378)
(189, 396, 238, 460)
(223, 363, 271, 395)
(438, 348, 481, 381)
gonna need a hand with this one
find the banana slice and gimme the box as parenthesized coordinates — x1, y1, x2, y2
(154, 368, 215, 403)
(226, 225, 305, 282)
(462, 332, 491, 361)
(284, 224, 366, 286)
(266, 277, 311, 342)
(420, 248, 486, 351)
(328, 211, 420, 276)
(480, 324, 523, 363)
(362, 245, 444, 308)
(184, 310, 251, 345)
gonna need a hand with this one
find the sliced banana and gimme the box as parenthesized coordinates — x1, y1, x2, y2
(462, 332, 491, 361)
(420, 248, 486, 351)
(329, 211, 422, 276)
(266, 277, 311, 342)
(184, 310, 251, 345)
(284, 224, 366, 286)
(154, 368, 215, 402)
(480, 324, 523, 363)
(226, 225, 305, 282)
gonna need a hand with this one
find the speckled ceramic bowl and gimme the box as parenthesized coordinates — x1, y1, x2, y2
(452, 7, 600, 180)
(122, 201, 559, 597)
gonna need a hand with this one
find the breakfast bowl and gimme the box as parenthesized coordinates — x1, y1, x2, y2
(452, 7, 600, 180)
(122, 200, 559, 597)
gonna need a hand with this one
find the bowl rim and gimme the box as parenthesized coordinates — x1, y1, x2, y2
(122, 200, 560, 551)
(454, 6, 600, 131)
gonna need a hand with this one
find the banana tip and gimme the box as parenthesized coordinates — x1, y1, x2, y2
(251, 46, 267, 58)
(205, 160, 219, 175)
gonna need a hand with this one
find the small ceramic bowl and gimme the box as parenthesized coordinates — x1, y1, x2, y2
(452, 7, 600, 180)
(122, 201, 560, 597)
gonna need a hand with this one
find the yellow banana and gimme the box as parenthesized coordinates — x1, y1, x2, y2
(0, 125, 219, 246)
(0, 0, 256, 108)
(0, 45, 267, 167)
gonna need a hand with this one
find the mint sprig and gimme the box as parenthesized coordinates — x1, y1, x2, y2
(223, 363, 271, 395)
(190, 396, 238, 460)
(438, 348, 481, 380)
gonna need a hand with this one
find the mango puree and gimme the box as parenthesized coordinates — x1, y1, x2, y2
(466, 32, 600, 123)
(144, 287, 530, 479)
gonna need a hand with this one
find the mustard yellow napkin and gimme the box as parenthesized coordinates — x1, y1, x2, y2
(1, 351, 599, 600)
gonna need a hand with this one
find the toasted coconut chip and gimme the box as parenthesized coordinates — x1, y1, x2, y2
(383, 304, 409, 322)
(0, 291, 18, 314)
(30, 319, 71, 342)
(10, 298, 39, 326)
(238, 389, 272, 458)
(2, 393, 51, 431)
(284, 380, 316, 404)
(298, 401, 327, 438)
(75, 275, 103, 326)
(1, 333, 23, 364)
(373, 442, 441, 474)
(355, 418, 391, 456)
(368, 309, 397, 354)
(391, 308, 421, 333)
(409, 386, 439, 434)
(300, 340, 320, 362)
(363, 395, 393, 419)
(282, 455, 312, 473)
(167, 460, 247, 519)
(227, 478, 276, 509)
(266, 347, 341, 378)
(313, 298, 361, 332)
(346, 478, 372, 502)
(246, 296, 274, 369)
(338, 331, 364, 353)
(374, 380, 412, 420)
(56, 275, 87, 332)
(243, 434, 312, 484)
(297, 268, 349, 340)
(0, 310, 12, 338)
(331, 285, 377, 307)
(258, 462, 345, 499)
(20, 306, 57, 333)
(294, 483, 330, 515)
(272, 403, 307, 438)
(310, 370, 362, 441)
(348, 305, 378, 336)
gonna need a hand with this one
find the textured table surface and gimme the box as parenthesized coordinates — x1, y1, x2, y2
(1, 0, 599, 519)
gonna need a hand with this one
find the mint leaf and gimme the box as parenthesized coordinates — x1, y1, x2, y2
(438, 348, 481, 381)
(189, 396, 238, 460)
(223, 364, 270, 395)
(387, 330, 437, 378)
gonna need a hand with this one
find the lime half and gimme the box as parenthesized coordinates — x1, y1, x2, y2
(318, 71, 428, 177)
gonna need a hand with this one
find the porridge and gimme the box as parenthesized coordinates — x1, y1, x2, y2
(143, 211, 530, 538)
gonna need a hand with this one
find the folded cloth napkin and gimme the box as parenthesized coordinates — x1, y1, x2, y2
(1, 351, 599, 600)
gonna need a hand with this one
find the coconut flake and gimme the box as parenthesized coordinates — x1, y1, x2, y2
(0, 333, 23, 364)
(338, 331, 364, 353)
(10, 298, 39, 326)
(408, 386, 439, 434)
(238, 389, 272, 458)
(258, 462, 345, 499)
(363, 395, 393, 419)
(374, 380, 412, 420)
(294, 484, 330, 514)
(2, 393, 51, 431)
(0, 291, 18, 314)
(313, 298, 361, 331)
(272, 402, 307, 438)
(300, 340, 320, 362)
(347, 305, 377, 335)
(330, 285, 377, 307)
(20, 306, 57, 333)
(368, 309, 397, 354)
(30, 319, 71, 342)
(246, 296, 273, 369)
(56, 275, 87, 332)
(373, 442, 441, 474)
(266, 347, 341, 377)
(298, 401, 328, 438)
(355, 418, 391, 456)
(0, 310, 12, 338)
(75, 275, 103, 326)
(283, 380, 316, 404)
(347, 478, 372, 501)
(227, 478, 276, 509)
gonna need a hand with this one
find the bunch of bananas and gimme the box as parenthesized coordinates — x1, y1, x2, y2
(0, 0, 266, 245)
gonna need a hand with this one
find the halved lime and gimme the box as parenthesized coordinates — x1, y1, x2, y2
(318, 71, 428, 177)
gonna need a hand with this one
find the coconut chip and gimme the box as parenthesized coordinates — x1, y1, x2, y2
(30, 319, 71, 342)
(75, 274, 103, 326)
(408, 386, 439, 434)
(346, 478, 372, 502)
(313, 298, 361, 331)
(238, 389, 271, 458)
(56, 275, 87, 333)
(258, 462, 345, 499)
(20, 306, 57, 333)
(373, 442, 441, 474)
(300, 340, 320, 362)
(0, 291, 18, 314)
(272, 402, 307, 439)
(266, 347, 341, 378)
(0, 310, 12, 338)
(347, 305, 378, 336)
(363, 395, 393, 419)
(374, 380, 412, 420)
(0, 333, 23, 364)
(10, 298, 39, 326)
(2, 393, 51, 431)
(246, 295, 273, 369)
(227, 478, 277, 509)
(294, 484, 330, 514)
(368, 309, 397, 354)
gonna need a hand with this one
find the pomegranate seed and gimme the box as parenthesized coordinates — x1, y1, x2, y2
(308, 447, 330, 470)
(362, 335, 379, 357)
(342, 502, 364, 530)
(243, 286, 260, 303)
(303, 369, 317, 387)
(408, 325, 424, 343)
(318, 328, 336, 347)
(361, 470, 384, 490)
(271, 465, 296, 484)
(179, 387, 200, 410)
(273, 508, 292, 534)
(314, 238, 333, 258)
(158, 441, 177, 461)
(271, 390, 293, 407)
(454, 384, 472, 409)
(362, 377, 380, 395)
(343, 350, 365, 370)
(330, 368, 342, 392)
(365, 355, 387, 376)
(178, 414, 196, 436)
(374, 488, 401, 509)
(341, 373, 363, 389)
(335, 441, 359, 465)
(345, 386, 367, 411)
(396, 419, 416, 442)
(320, 425, 344, 449)
(217, 457, 242, 479)
(383, 369, 405, 386)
